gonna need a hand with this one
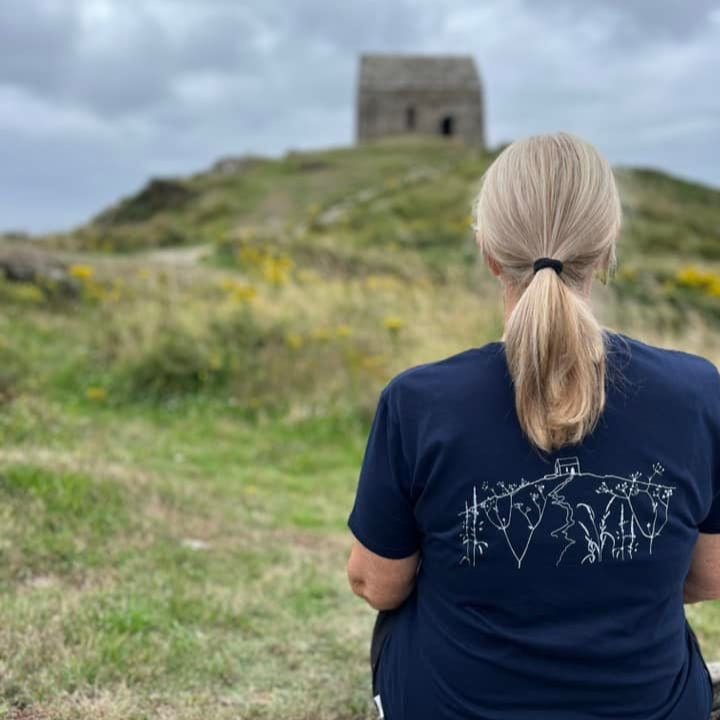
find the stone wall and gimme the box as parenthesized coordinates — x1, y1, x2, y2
(357, 87, 484, 146)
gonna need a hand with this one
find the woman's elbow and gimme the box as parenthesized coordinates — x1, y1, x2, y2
(346, 540, 419, 610)
(685, 534, 720, 603)
(684, 577, 720, 603)
(347, 568, 409, 610)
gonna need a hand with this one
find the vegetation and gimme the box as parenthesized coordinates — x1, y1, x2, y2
(1, 137, 720, 718)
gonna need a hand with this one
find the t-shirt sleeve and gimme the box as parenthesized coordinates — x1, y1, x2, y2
(347, 386, 421, 558)
(699, 501, 720, 533)
(698, 362, 720, 534)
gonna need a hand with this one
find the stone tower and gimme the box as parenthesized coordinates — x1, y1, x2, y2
(356, 53, 485, 147)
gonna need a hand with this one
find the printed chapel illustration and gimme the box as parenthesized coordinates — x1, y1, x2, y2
(459, 457, 676, 569)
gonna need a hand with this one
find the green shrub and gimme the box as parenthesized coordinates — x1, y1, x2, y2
(123, 324, 228, 397)
(115, 306, 283, 401)
(94, 179, 196, 225)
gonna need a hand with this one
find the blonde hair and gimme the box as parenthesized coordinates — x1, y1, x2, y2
(472, 132, 622, 452)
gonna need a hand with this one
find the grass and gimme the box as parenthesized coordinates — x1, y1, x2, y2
(1, 137, 720, 718)
(0, 405, 375, 719)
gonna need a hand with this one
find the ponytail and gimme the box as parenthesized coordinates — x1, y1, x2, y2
(504, 265, 607, 452)
(473, 132, 621, 453)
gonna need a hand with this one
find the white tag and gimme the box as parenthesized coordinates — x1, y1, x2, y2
(373, 693, 385, 718)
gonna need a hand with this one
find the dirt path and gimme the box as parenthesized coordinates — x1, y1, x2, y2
(140, 244, 212, 266)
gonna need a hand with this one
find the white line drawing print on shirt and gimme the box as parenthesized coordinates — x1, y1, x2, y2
(458, 458, 675, 568)
(459, 485, 490, 566)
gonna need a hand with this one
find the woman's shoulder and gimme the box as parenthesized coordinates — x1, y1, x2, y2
(608, 329, 718, 375)
(381, 341, 507, 409)
(606, 329, 720, 400)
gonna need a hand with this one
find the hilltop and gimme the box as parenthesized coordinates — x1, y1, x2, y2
(24, 136, 719, 324)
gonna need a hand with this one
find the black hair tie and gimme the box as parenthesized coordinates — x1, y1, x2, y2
(532, 257, 563, 276)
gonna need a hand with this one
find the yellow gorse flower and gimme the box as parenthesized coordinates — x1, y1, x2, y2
(708, 280, 720, 298)
(86, 387, 107, 401)
(676, 266, 710, 288)
(675, 266, 720, 298)
(383, 316, 405, 332)
(238, 246, 265, 266)
(219, 278, 257, 303)
(69, 264, 95, 281)
(311, 327, 332, 341)
(261, 256, 294, 286)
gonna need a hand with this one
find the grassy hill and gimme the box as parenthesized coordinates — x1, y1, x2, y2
(42, 135, 720, 329)
(1, 137, 720, 719)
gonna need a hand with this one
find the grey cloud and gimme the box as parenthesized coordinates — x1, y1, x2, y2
(0, 0, 430, 118)
(0, 1, 262, 115)
(0, 0, 79, 94)
(521, 0, 720, 45)
(266, 0, 442, 49)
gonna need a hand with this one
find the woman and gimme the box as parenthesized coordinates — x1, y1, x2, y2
(346, 132, 720, 720)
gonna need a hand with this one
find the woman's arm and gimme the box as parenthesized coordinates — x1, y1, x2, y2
(347, 537, 420, 611)
(685, 533, 720, 603)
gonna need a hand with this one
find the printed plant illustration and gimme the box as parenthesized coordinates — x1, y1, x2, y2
(459, 486, 489, 566)
(594, 462, 671, 555)
(458, 458, 676, 568)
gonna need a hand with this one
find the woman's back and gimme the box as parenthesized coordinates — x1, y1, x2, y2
(348, 329, 718, 719)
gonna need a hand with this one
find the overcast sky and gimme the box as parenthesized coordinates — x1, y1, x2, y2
(2, 0, 719, 234)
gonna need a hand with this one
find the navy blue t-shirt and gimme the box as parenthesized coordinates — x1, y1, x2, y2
(347, 330, 719, 720)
